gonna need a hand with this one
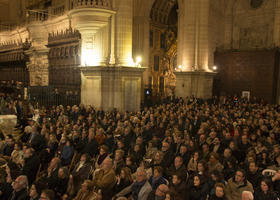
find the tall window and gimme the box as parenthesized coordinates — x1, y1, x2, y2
(154, 55, 159, 71)
(150, 30, 154, 48)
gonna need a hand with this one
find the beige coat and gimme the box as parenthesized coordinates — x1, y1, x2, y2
(225, 177, 254, 200)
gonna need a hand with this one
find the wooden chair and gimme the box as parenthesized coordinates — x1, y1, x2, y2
(35, 164, 42, 181)
(69, 151, 80, 171)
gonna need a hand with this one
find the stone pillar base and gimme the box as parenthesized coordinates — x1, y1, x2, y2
(81, 66, 145, 111)
(174, 71, 216, 99)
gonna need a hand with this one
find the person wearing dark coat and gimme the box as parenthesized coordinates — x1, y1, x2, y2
(186, 174, 208, 200)
(60, 139, 74, 166)
(71, 153, 91, 195)
(246, 161, 263, 191)
(254, 178, 278, 200)
(169, 173, 187, 200)
(147, 184, 169, 200)
(2, 136, 15, 156)
(177, 144, 191, 166)
(159, 141, 174, 169)
(28, 182, 45, 200)
(28, 126, 44, 152)
(148, 166, 167, 191)
(9, 175, 29, 200)
(209, 183, 228, 200)
(82, 129, 98, 158)
(165, 156, 187, 180)
(272, 169, 280, 196)
(21, 148, 40, 185)
(114, 167, 133, 194)
(52, 167, 69, 199)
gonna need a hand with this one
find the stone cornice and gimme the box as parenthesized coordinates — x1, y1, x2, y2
(174, 71, 216, 77)
(80, 66, 146, 72)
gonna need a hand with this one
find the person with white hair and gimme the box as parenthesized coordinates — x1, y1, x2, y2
(92, 158, 116, 200)
(114, 168, 152, 200)
(10, 175, 29, 200)
(242, 191, 254, 200)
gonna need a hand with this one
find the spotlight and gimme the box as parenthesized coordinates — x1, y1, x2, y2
(136, 56, 142, 63)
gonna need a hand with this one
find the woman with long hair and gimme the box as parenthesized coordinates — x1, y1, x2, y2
(254, 178, 278, 200)
(114, 167, 133, 193)
(187, 151, 200, 174)
(186, 174, 208, 200)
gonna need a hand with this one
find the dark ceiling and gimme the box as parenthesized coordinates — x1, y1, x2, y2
(150, 0, 178, 24)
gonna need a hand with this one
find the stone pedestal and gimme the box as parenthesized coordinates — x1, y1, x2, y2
(0, 115, 17, 137)
(25, 48, 50, 86)
(81, 66, 145, 111)
(174, 71, 215, 99)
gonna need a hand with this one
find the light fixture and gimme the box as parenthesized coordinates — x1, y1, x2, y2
(213, 65, 217, 71)
(136, 56, 142, 63)
(135, 56, 142, 67)
(178, 65, 182, 72)
(82, 48, 100, 66)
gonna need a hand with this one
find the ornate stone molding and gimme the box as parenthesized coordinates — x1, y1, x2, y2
(48, 28, 81, 46)
(47, 28, 81, 66)
(0, 39, 31, 63)
(70, 0, 112, 10)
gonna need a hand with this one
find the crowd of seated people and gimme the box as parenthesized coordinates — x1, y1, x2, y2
(0, 94, 280, 200)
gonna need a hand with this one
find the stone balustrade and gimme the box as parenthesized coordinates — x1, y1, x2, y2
(27, 10, 48, 22)
(70, 0, 112, 10)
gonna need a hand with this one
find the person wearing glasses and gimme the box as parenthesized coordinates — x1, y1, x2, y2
(225, 169, 254, 200)
(147, 184, 169, 200)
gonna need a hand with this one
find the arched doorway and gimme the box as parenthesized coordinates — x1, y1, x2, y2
(148, 0, 178, 102)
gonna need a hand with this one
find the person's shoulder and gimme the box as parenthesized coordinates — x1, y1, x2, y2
(144, 180, 152, 190)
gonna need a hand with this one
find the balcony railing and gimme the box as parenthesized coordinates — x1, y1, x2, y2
(26, 10, 49, 22)
(0, 24, 17, 32)
(51, 4, 65, 16)
(70, 0, 112, 10)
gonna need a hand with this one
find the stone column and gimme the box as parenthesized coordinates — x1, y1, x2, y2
(114, 0, 133, 66)
(224, 0, 235, 50)
(274, 0, 280, 47)
(132, 15, 150, 87)
(178, 0, 213, 71)
(176, 0, 215, 98)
